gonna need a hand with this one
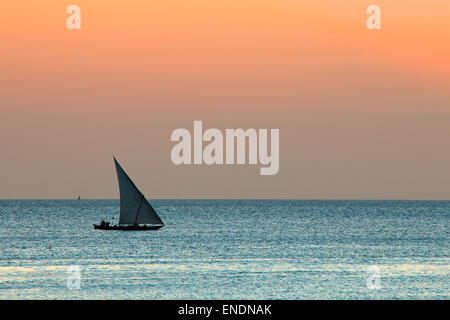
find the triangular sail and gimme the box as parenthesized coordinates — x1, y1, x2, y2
(114, 157, 164, 226)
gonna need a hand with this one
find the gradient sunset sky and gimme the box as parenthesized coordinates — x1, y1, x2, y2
(1, 0, 449, 199)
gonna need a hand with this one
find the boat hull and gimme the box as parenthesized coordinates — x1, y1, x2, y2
(93, 224, 163, 231)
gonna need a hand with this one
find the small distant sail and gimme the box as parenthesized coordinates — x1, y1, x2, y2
(77, 195, 81, 200)
(114, 157, 164, 226)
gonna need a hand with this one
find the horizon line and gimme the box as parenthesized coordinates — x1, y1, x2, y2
(0, 198, 449, 201)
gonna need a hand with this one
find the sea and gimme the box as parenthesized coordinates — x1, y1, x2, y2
(0, 200, 448, 300)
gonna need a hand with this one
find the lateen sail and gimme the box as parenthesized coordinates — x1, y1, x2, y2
(114, 157, 164, 226)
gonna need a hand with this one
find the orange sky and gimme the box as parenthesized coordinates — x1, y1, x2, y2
(0, 1, 449, 199)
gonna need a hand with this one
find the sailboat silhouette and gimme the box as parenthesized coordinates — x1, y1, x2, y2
(94, 157, 164, 231)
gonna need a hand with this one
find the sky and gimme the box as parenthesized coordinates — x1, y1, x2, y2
(0, 0, 449, 199)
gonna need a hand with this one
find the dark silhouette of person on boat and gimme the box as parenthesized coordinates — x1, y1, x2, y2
(99, 220, 110, 228)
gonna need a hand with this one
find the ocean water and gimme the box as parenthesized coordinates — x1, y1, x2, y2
(0, 200, 448, 300)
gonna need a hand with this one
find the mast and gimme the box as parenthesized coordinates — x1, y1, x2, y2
(134, 195, 145, 225)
